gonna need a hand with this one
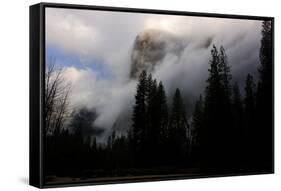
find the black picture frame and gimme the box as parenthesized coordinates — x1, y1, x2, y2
(30, 2, 274, 188)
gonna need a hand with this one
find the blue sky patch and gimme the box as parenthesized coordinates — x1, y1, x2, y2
(46, 45, 114, 80)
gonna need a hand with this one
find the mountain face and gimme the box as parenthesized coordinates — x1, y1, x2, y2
(130, 29, 184, 78)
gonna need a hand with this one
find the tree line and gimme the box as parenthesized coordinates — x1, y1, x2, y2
(191, 21, 273, 170)
(44, 21, 273, 180)
(130, 71, 189, 168)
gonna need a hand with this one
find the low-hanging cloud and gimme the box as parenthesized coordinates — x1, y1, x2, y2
(46, 8, 263, 140)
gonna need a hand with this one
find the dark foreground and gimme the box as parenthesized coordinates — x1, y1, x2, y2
(45, 166, 273, 186)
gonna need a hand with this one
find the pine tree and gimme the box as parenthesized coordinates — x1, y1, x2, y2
(232, 82, 245, 163)
(232, 82, 244, 133)
(205, 45, 223, 111)
(219, 46, 233, 124)
(192, 95, 204, 129)
(255, 20, 273, 168)
(244, 74, 256, 165)
(219, 46, 235, 160)
(244, 74, 255, 128)
(132, 70, 147, 166)
(145, 74, 158, 165)
(146, 74, 155, 108)
(146, 80, 169, 166)
(258, 21, 273, 86)
(146, 74, 158, 139)
(201, 45, 223, 165)
(168, 88, 188, 164)
(191, 94, 204, 159)
(219, 46, 232, 98)
(200, 45, 234, 167)
(156, 81, 169, 143)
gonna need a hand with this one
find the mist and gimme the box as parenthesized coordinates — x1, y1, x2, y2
(46, 8, 263, 141)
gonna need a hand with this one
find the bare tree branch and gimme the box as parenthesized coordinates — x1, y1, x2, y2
(45, 58, 72, 136)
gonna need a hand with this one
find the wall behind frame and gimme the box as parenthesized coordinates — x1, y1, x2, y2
(0, 0, 280, 191)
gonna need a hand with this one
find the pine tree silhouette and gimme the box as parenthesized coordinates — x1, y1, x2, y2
(232, 82, 245, 165)
(132, 70, 148, 167)
(200, 45, 234, 167)
(145, 74, 158, 166)
(243, 74, 256, 166)
(191, 94, 204, 161)
(219, 46, 232, 98)
(155, 81, 169, 165)
(255, 20, 273, 169)
(201, 45, 223, 166)
(168, 88, 188, 165)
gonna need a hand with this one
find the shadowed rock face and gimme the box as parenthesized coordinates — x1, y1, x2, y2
(130, 29, 184, 78)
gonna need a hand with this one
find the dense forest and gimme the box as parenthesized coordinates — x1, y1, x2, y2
(44, 21, 273, 183)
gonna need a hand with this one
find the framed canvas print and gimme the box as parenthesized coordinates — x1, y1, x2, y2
(30, 2, 274, 188)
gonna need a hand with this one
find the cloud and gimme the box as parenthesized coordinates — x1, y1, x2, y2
(46, 8, 263, 139)
(130, 17, 262, 109)
(61, 66, 136, 138)
(46, 8, 146, 80)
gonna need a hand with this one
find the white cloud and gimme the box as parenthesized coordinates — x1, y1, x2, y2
(62, 66, 136, 133)
(46, 7, 264, 135)
(46, 8, 146, 79)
